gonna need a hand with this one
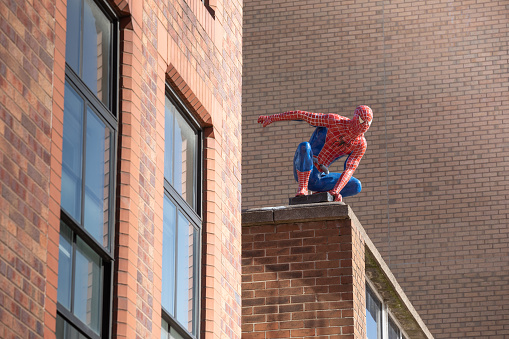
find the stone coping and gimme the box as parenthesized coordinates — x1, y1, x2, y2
(242, 201, 350, 226)
(242, 202, 434, 339)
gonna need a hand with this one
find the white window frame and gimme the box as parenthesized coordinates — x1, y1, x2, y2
(366, 280, 409, 339)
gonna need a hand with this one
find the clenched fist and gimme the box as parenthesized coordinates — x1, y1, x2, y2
(257, 115, 273, 127)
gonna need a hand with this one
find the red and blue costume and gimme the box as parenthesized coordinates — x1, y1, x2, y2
(258, 105, 373, 202)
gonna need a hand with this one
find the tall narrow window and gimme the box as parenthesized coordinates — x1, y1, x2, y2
(388, 316, 407, 339)
(58, 0, 117, 338)
(161, 92, 201, 339)
(366, 284, 382, 339)
(366, 283, 409, 339)
(388, 316, 401, 339)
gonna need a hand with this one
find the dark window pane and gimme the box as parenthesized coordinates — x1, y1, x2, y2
(388, 317, 400, 339)
(84, 108, 110, 247)
(56, 313, 65, 338)
(366, 286, 381, 339)
(161, 318, 170, 339)
(74, 237, 102, 334)
(161, 319, 186, 339)
(69, 325, 87, 339)
(174, 108, 197, 209)
(62, 83, 84, 222)
(161, 196, 176, 315)
(82, 0, 110, 106)
(65, 0, 81, 73)
(57, 222, 73, 310)
(56, 314, 87, 339)
(170, 327, 185, 339)
(175, 212, 194, 332)
(164, 97, 174, 183)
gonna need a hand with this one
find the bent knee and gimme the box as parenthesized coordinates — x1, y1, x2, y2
(352, 179, 362, 194)
(342, 177, 362, 197)
(296, 142, 311, 155)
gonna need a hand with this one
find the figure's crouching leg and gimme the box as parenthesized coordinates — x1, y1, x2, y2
(340, 177, 362, 198)
(296, 170, 311, 196)
(293, 142, 313, 196)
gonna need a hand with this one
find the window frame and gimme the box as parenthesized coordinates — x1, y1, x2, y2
(388, 313, 407, 339)
(366, 280, 409, 339)
(366, 282, 383, 339)
(57, 0, 119, 338)
(164, 86, 203, 218)
(161, 85, 203, 339)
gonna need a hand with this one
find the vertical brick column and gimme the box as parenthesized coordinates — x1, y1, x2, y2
(242, 204, 366, 339)
(0, 0, 61, 338)
(113, 3, 144, 338)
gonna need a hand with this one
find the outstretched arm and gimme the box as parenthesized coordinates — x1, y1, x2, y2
(329, 141, 366, 202)
(258, 110, 342, 128)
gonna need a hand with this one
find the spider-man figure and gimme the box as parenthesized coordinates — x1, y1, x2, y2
(258, 105, 373, 202)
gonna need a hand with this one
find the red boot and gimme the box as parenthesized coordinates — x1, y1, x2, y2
(296, 169, 311, 196)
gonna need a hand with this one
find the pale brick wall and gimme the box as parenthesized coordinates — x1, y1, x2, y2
(242, 0, 509, 337)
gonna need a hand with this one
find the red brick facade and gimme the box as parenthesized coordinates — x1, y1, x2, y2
(242, 0, 509, 337)
(0, 0, 61, 337)
(0, 1, 242, 339)
(243, 218, 365, 338)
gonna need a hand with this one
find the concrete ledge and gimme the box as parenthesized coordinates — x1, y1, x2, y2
(241, 208, 275, 225)
(242, 201, 349, 226)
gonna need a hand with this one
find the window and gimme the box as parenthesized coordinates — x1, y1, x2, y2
(57, 0, 117, 338)
(366, 282, 408, 339)
(161, 91, 201, 339)
(65, 0, 113, 108)
(366, 284, 382, 339)
(388, 316, 407, 339)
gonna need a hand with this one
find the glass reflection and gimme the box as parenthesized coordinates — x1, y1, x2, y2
(57, 222, 73, 309)
(82, 0, 110, 106)
(74, 237, 102, 334)
(161, 318, 170, 339)
(65, 0, 81, 72)
(388, 317, 400, 339)
(61, 84, 84, 222)
(56, 315, 87, 339)
(65, 0, 111, 107)
(174, 110, 196, 209)
(161, 196, 176, 315)
(84, 108, 110, 247)
(164, 97, 174, 184)
(56, 314, 65, 338)
(164, 98, 197, 210)
(176, 212, 194, 332)
(161, 319, 186, 339)
(170, 327, 185, 339)
(366, 285, 381, 339)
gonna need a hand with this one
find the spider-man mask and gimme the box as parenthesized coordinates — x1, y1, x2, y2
(351, 105, 373, 136)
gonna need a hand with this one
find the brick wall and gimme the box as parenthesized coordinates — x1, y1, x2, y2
(241, 204, 434, 339)
(242, 217, 366, 338)
(0, 0, 242, 339)
(0, 0, 61, 337)
(242, 0, 509, 337)
(107, 0, 244, 338)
